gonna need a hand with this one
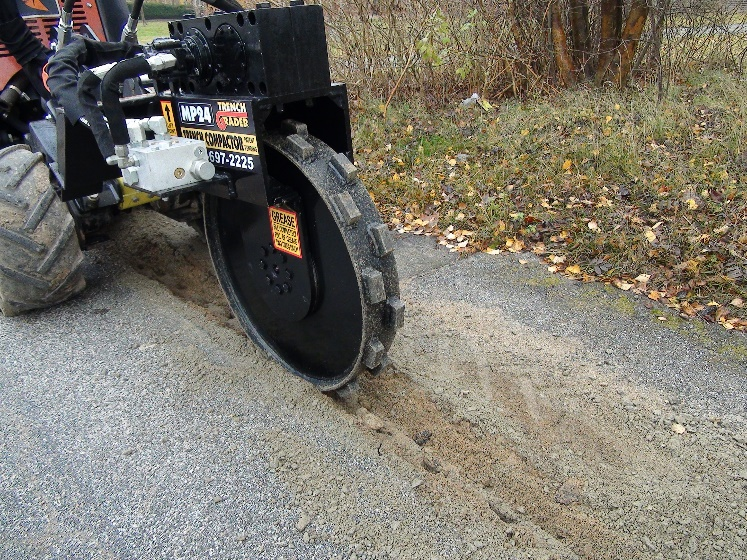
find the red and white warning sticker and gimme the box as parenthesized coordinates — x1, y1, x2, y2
(269, 207, 302, 259)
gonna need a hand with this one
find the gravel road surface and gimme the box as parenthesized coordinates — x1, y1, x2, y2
(1, 210, 746, 559)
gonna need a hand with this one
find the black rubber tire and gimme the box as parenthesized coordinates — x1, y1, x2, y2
(0, 145, 86, 317)
(204, 128, 403, 390)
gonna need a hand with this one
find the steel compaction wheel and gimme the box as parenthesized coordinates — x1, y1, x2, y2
(204, 124, 404, 390)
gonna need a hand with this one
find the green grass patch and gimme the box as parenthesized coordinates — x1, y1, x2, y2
(137, 20, 172, 44)
(353, 70, 747, 327)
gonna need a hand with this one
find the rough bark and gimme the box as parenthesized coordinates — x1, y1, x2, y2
(615, 0, 650, 85)
(508, 1, 530, 94)
(595, 0, 624, 84)
(568, 0, 591, 76)
(551, 0, 577, 86)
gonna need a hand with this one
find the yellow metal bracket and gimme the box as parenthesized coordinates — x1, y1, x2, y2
(118, 179, 160, 210)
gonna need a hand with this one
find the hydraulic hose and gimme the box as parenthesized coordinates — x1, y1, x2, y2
(129, 0, 145, 19)
(47, 38, 143, 158)
(77, 70, 114, 158)
(100, 56, 151, 146)
(58, 0, 76, 48)
(0, 73, 30, 113)
(121, 0, 145, 43)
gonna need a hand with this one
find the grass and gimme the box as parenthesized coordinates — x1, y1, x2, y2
(137, 20, 171, 44)
(351, 69, 747, 330)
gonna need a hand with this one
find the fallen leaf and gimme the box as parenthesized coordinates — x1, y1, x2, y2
(731, 298, 744, 308)
(635, 274, 651, 283)
(686, 198, 698, 210)
(521, 129, 529, 136)
(644, 228, 657, 243)
(562, 159, 572, 171)
(519, 259, 529, 265)
(587, 221, 599, 231)
(566, 265, 582, 275)
(506, 238, 525, 253)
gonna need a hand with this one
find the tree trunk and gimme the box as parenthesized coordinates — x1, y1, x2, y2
(568, 0, 591, 77)
(615, 0, 650, 85)
(595, 0, 624, 84)
(508, 1, 531, 94)
(551, 0, 577, 86)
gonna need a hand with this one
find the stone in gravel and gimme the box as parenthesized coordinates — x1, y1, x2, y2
(489, 500, 519, 523)
(671, 423, 686, 435)
(236, 534, 247, 542)
(122, 448, 136, 456)
(363, 413, 385, 432)
(411, 478, 424, 489)
(296, 513, 312, 532)
(555, 478, 585, 505)
(422, 455, 442, 473)
(413, 430, 432, 446)
(212, 496, 224, 504)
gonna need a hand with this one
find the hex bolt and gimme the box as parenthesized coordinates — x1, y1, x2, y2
(282, 283, 291, 293)
(259, 260, 267, 270)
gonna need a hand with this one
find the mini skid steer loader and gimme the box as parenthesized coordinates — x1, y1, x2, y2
(0, 0, 403, 390)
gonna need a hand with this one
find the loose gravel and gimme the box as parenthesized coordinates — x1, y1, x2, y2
(1, 210, 745, 559)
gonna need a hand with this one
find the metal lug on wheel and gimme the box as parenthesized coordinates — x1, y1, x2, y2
(364, 338, 386, 369)
(362, 267, 386, 304)
(281, 119, 309, 139)
(331, 192, 361, 226)
(370, 355, 395, 376)
(386, 296, 405, 329)
(287, 134, 314, 160)
(329, 153, 357, 182)
(368, 223, 394, 257)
